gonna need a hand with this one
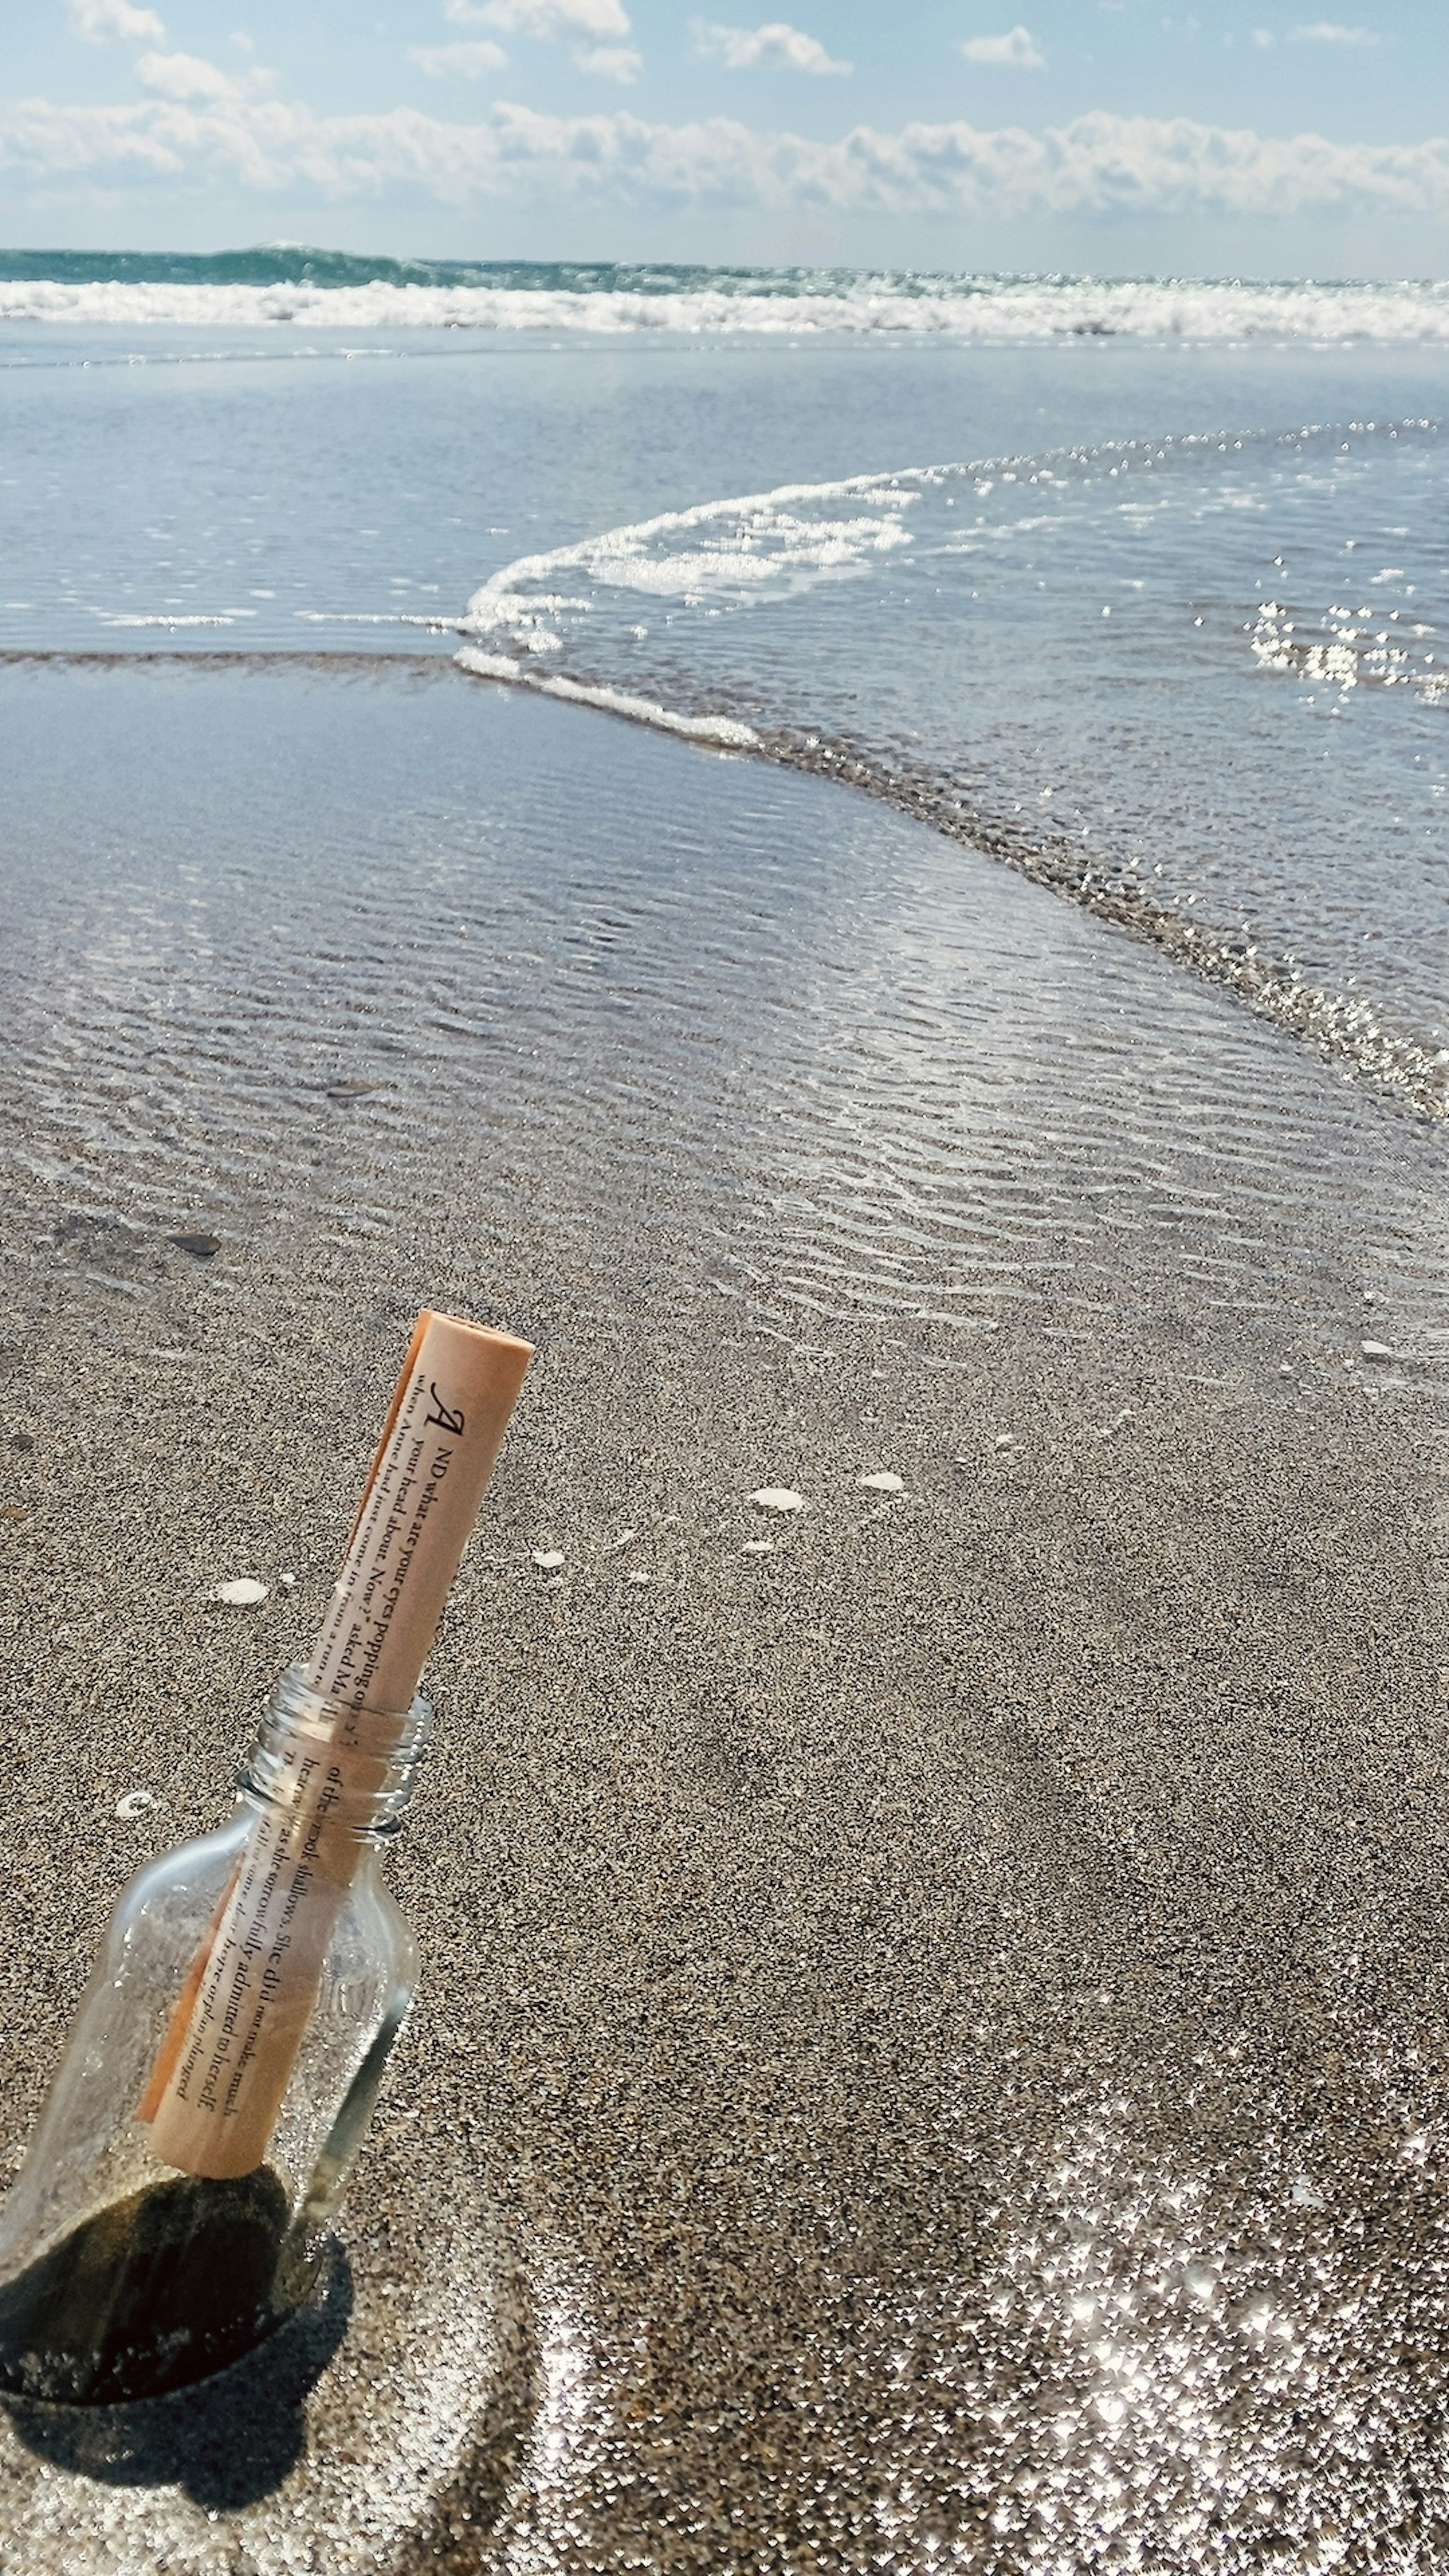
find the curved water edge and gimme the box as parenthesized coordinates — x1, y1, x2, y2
(5, 627, 1440, 1125)
(451, 421, 1447, 1123)
(454, 645, 1449, 1125)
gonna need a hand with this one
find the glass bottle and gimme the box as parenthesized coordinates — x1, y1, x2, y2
(0, 1666, 428, 2406)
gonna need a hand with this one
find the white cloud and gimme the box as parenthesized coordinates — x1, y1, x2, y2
(575, 44, 643, 78)
(66, 0, 166, 42)
(1251, 27, 1274, 45)
(693, 21, 852, 74)
(960, 25, 1046, 67)
(409, 40, 509, 76)
(1290, 20, 1377, 40)
(440, 0, 635, 74)
(443, 0, 631, 34)
(135, 48, 242, 100)
(2, 95, 1444, 225)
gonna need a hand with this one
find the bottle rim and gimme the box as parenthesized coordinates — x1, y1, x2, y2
(239, 1663, 433, 1842)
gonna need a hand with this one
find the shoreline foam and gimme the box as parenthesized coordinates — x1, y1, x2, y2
(3, 269, 1449, 341)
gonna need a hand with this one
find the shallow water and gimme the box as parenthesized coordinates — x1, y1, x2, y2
(1, 303, 1443, 1102)
(3, 661, 1445, 1363)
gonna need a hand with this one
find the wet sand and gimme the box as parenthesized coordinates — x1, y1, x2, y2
(1, 664, 1447, 2570)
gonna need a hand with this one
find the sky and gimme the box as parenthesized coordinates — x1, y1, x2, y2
(0, 1, 1445, 273)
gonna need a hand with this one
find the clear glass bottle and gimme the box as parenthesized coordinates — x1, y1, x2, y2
(0, 1667, 427, 2405)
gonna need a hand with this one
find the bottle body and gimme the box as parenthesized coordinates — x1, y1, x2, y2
(0, 1674, 424, 2404)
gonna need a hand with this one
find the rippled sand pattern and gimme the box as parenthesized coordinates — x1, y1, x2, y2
(2, 661, 1446, 1347)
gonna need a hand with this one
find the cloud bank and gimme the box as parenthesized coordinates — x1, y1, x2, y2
(2, 88, 1444, 224)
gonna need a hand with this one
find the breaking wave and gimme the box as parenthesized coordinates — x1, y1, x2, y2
(2, 255, 1447, 342)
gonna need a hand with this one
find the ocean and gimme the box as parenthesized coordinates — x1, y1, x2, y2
(2, 253, 1445, 1121)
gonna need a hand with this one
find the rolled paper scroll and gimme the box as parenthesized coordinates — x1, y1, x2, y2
(143, 1311, 532, 2180)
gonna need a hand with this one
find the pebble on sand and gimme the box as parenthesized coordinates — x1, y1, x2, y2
(114, 1789, 158, 1821)
(858, 1472, 904, 1493)
(171, 1231, 222, 1260)
(742, 1538, 775, 1555)
(994, 1433, 1017, 1450)
(749, 1488, 806, 1514)
(1361, 1340, 1394, 1361)
(532, 1549, 566, 1569)
(210, 1577, 269, 1607)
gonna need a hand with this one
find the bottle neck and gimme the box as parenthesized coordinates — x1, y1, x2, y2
(240, 1664, 432, 1845)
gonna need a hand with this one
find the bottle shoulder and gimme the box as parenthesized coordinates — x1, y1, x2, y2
(107, 1819, 414, 1965)
(107, 1810, 251, 1947)
(338, 1849, 420, 1985)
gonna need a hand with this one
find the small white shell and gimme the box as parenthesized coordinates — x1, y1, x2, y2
(858, 1471, 903, 1492)
(532, 1549, 566, 1570)
(625, 1569, 651, 1585)
(114, 1789, 158, 1821)
(1360, 1340, 1394, 1360)
(742, 1538, 774, 1555)
(210, 1578, 269, 1608)
(749, 1487, 806, 1514)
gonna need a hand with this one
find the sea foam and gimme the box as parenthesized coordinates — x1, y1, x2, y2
(3, 272, 1448, 341)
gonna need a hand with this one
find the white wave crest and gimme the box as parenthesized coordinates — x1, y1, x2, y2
(4, 274, 1449, 341)
(461, 472, 922, 655)
(455, 645, 759, 744)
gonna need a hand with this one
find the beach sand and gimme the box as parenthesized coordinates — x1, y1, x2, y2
(1, 662, 1447, 2569)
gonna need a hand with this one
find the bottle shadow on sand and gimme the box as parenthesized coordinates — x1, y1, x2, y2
(1, 2236, 353, 2513)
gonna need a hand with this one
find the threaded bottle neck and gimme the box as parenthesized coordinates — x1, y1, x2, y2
(240, 1665, 431, 1843)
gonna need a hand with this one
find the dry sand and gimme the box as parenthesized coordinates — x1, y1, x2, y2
(1, 664, 1447, 2570)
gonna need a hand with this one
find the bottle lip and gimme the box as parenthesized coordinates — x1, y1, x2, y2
(239, 1664, 434, 1842)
